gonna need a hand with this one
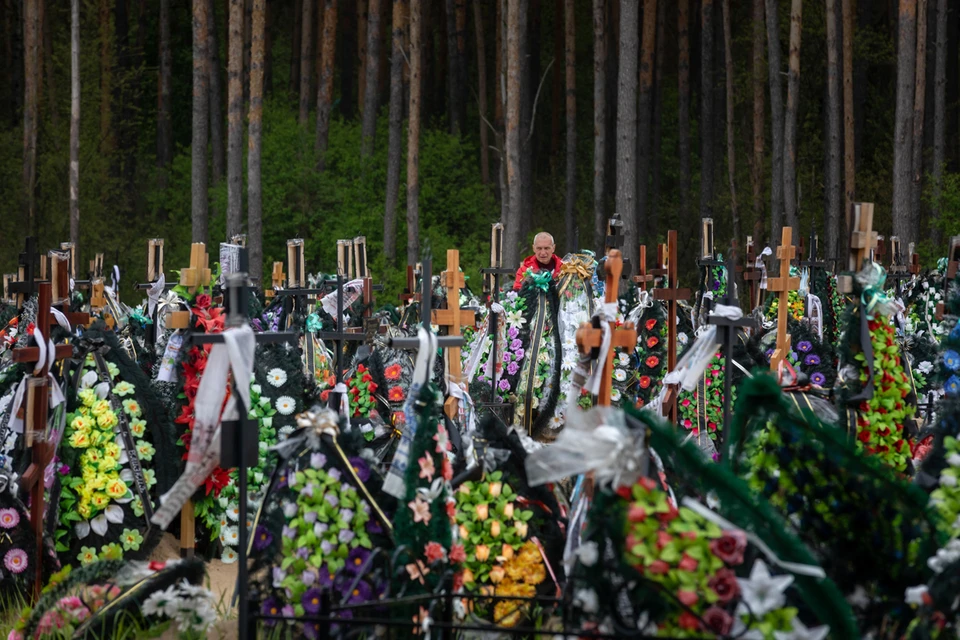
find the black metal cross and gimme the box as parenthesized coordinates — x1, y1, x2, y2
(8, 237, 40, 307)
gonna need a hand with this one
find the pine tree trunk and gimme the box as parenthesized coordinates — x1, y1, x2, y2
(41, 0, 56, 134)
(563, 0, 576, 250)
(158, 0, 173, 170)
(475, 0, 490, 183)
(361, 0, 381, 156)
(783, 0, 802, 232)
(615, 0, 639, 269)
(3, 1, 11, 124)
(636, 0, 656, 242)
(99, 0, 113, 161)
(518, 0, 533, 246)
(289, 0, 301, 96)
(892, 0, 917, 247)
(552, 0, 562, 161)
(825, 0, 842, 260)
(842, 0, 854, 230)
(721, 0, 739, 243)
(359, 0, 367, 112)
(649, 0, 665, 238)
(932, 0, 946, 246)
(298, 0, 313, 125)
(23, 0, 38, 232)
(192, 0, 210, 244)
(503, 0, 523, 269)
(407, 0, 422, 266)
(765, 0, 785, 242)
(700, 0, 715, 221)
(243, 0, 251, 104)
(340, 2, 358, 119)
(70, 0, 80, 247)
(455, 0, 467, 132)
(593, 0, 606, 251)
(384, 0, 405, 264)
(853, 0, 870, 171)
(315, 0, 323, 103)
(208, 0, 224, 184)
(10, 0, 24, 128)
(678, 0, 691, 223)
(315, 0, 338, 170)
(445, 0, 461, 135)
(249, 0, 265, 282)
(911, 0, 927, 225)
(226, 0, 243, 238)
(751, 0, 765, 245)
(263, 0, 273, 94)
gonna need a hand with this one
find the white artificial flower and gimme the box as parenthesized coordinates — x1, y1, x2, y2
(226, 503, 240, 521)
(573, 588, 599, 614)
(80, 371, 98, 389)
(613, 369, 627, 382)
(918, 361, 934, 375)
(904, 585, 930, 606)
(941, 473, 958, 487)
(611, 389, 621, 402)
(736, 559, 794, 617)
(275, 396, 296, 416)
(251, 384, 262, 395)
(221, 546, 238, 564)
(773, 619, 830, 640)
(577, 541, 599, 567)
(506, 310, 526, 328)
(141, 591, 166, 617)
(618, 352, 630, 366)
(278, 425, 295, 438)
(948, 454, 960, 467)
(220, 526, 239, 546)
(267, 368, 288, 388)
(283, 502, 298, 518)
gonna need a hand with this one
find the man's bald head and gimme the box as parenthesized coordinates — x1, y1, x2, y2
(533, 232, 556, 265)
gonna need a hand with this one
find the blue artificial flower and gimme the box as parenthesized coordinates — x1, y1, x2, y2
(947, 375, 960, 396)
(945, 350, 960, 372)
(804, 354, 821, 366)
(797, 341, 813, 353)
(811, 372, 826, 386)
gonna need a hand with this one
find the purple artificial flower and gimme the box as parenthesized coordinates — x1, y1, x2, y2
(514, 348, 525, 360)
(260, 597, 281, 626)
(366, 519, 383, 535)
(282, 525, 296, 540)
(313, 522, 329, 537)
(58, 464, 70, 476)
(317, 565, 335, 587)
(360, 502, 371, 515)
(311, 452, 327, 468)
(281, 605, 295, 618)
(503, 352, 512, 364)
(765, 348, 774, 358)
(251, 319, 263, 332)
(321, 540, 335, 554)
(304, 510, 318, 524)
(347, 580, 373, 604)
(510, 339, 523, 351)
(272, 566, 286, 588)
(296, 547, 310, 560)
(804, 354, 821, 366)
(324, 493, 339, 508)
(789, 351, 798, 363)
(498, 379, 511, 392)
(810, 372, 826, 386)
(301, 569, 317, 586)
(713, 280, 721, 291)
(302, 587, 323, 615)
(252, 525, 273, 551)
(304, 624, 321, 639)
(506, 362, 520, 376)
(338, 529, 355, 544)
(507, 327, 519, 339)
(346, 548, 371, 574)
(340, 508, 355, 524)
(797, 340, 812, 353)
(328, 468, 342, 482)
(275, 472, 288, 490)
(348, 457, 371, 483)
(301, 484, 315, 499)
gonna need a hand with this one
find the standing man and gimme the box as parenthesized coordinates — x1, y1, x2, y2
(513, 232, 564, 290)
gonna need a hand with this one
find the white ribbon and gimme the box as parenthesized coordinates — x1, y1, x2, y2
(152, 325, 255, 529)
(667, 325, 720, 392)
(584, 302, 618, 395)
(680, 497, 827, 579)
(334, 382, 351, 431)
(806, 294, 823, 340)
(448, 380, 477, 470)
(112, 265, 121, 289)
(758, 247, 773, 290)
(710, 304, 743, 321)
(50, 307, 71, 333)
(798, 267, 810, 297)
(147, 273, 166, 317)
(320, 278, 364, 324)
(417, 477, 445, 503)
(490, 302, 505, 315)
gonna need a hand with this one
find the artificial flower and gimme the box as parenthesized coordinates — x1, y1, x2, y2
(122, 399, 142, 418)
(384, 364, 403, 380)
(4, 548, 27, 573)
(267, 368, 288, 387)
(275, 396, 296, 416)
(0, 508, 20, 529)
(736, 559, 793, 617)
(408, 497, 432, 525)
(112, 381, 135, 397)
(388, 386, 405, 402)
(121, 528, 144, 551)
(424, 542, 446, 563)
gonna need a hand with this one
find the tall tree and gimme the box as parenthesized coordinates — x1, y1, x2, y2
(290, 0, 302, 96)
(751, 0, 765, 244)
(227, 0, 243, 238)
(678, 0, 691, 224)
(765, 0, 785, 242)
(99, 0, 113, 161)
(298, 0, 313, 125)
(721, 0, 739, 243)
(70, 0, 80, 247)
(892, 0, 917, 247)
(384, 0, 406, 264)
(249, 0, 265, 282)
(564, 0, 576, 250)
(825, 0, 842, 259)
(932, 0, 946, 246)
(911, 0, 928, 223)
(445, 0, 466, 135)
(649, 0, 666, 237)
(23, 0, 38, 232)
(407, 0, 422, 266)
(636, 0, 657, 240)
(243, 0, 251, 104)
(593, 0, 606, 251)
(192, 0, 210, 244)
(503, 0, 523, 269)
(551, 0, 562, 159)
(615, 0, 639, 269)
(340, 0, 358, 118)
(315, 0, 338, 170)
(207, 0, 224, 184)
(358, 0, 367, 111)
(41, 0, 56, 134)
(783, 0, 802, 232)
(700, 0, 715, 221)
(842, 0, 855, 224)
(158, 0, 173, 172)
(361, 0, 382, 157)
(474, 0, 490, 183)
(264, 0, 273, 93)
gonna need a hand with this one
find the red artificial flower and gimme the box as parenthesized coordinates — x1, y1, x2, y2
(384, 364, 403, 380)
(676, 591, 698, 607)
(442, 457, 453, 481)
(639, 375, 651, 389)
(656, 531, 673, 549)
(194, 293, 211, 310)
(678, 554, 698, 572)
(645, 318, 657, 331)
(658, 506, 679, 524)
(320, 389, 331, 402)
(368, 382, 378, 394)
(709, 530, 746, 565)
(445, 500, 457, 521)
(148, 561, 167, 571)
(449, 544, 466, 563)
(678, 612, 701, 631)
(857, 430, 871, 444)
(645, 355, 660, 369)
(362, 373, 373, 383)
(26, 322, 36, 335)
(357, 365, 367, 374)
(388, 386, 405, 402)
(702, 606, 733, 635)
(648, 560, 670, 575)
(646, 336, 659, 349)
(638, 477, 657, 491)
(392, 411, 406, 425)
(707, 568, 740, 603)
(204, 466, 232, 497)
(424, 542, 446, 563)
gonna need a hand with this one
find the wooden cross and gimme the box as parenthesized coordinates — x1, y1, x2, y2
(287, 239, 305, 289)
(400, 264, 422, 305)
(743, 236, 763, 311)
(908, 242, 921, 276)
(88, 253, 108, 314)
(431, 250, 477, 419)
(9, 237, 40, 308)
(767, 227, 801, 372)
(264, 262, 285, 299)
(575, 250, 638, 406)
(179, 243, 212, 293)
(605, 214, 631, 276)
(353, 236, 370, 279)
(937, 236, 960, 321)
(653, 231, 691, 422)
(632, 245, 654, 291)
(871, 234, 886, 266)
(840, 202, 878, 293)
(337, 239, 354, 278)
(887, 236, 911, 296)
(46, 250, 90, 329)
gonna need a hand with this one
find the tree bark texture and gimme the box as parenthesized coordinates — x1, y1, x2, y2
(22, 0, 38, 231)
(208, 0, 224, 184)
(911, 0, 927, 225)
(649, 0, 666, 238)
(263, 0, 273, 94)
(552, 0, 563, 160)
(564, 0, 576, 251)
(765, 0, 785, 243)
(518, 0, 533, 245)
(158, 0, 173, 170)
(635, 0, 656, 243)
(825, 0, 842, 260)
(503, 0, 523, 269)
(99, 0, 113, 160)
(933, 0, 946, 246)
(407, 0, 422, 266)
(384, 0, 406, 264)
(593, 0, 606, 252)
(751, 0, 765, 245)
(446, 0, 466, 135)
(249, 0, 265, 282)
(361, 0, 382, 157)
(289, 0, 301, 95)
(243, 0, 251, 104)
(615, 0, 639, 270)
(315, 0, 338, 170)
(192, 0, 210, 244)
(70, 0, 80, 247)
(227, 0, 243, 238)
(721, 0, 739, 244)
(892, 0, 917, 247)
(678, 0, 691, 223)
(842, 0, 854, 228)
(475, 0, 490, 183)
(700, 0, 715, 221)
(359, 0, 367, 113)
(340, 1, 358, 119)
(298, 0, 313, 125)
(41, 0, 56, 134)
(782, 0, 802, 233)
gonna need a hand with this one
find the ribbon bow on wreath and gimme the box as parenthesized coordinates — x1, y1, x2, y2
(527, 269, 554, 292)
(305, 313, 322, 333)
(560, 255, 594, 281)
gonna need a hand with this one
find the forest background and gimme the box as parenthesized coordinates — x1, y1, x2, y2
(0, 0, 958, 302)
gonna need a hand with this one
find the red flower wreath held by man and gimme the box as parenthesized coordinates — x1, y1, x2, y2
(513, 232, 565, 290)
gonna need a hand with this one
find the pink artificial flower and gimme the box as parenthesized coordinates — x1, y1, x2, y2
(710, 529, 747, 565)
(418, 455, 436, 482)
(408, 498, 432, 525)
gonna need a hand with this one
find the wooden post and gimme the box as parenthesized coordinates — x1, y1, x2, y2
(353, 236, 369, 279)
(632, 245, 653, 290)
(431, 250, 476, 419)
(147, 239, 165, 283)
(767, 227, 801, 372)
(59, 242, 77, 281)
(840, 202, 877, 293)
(287, 239, 305, 289)
(653, 231, 691, 422)
(179, 243, 212, 293)
(743, 236, 762, 311)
